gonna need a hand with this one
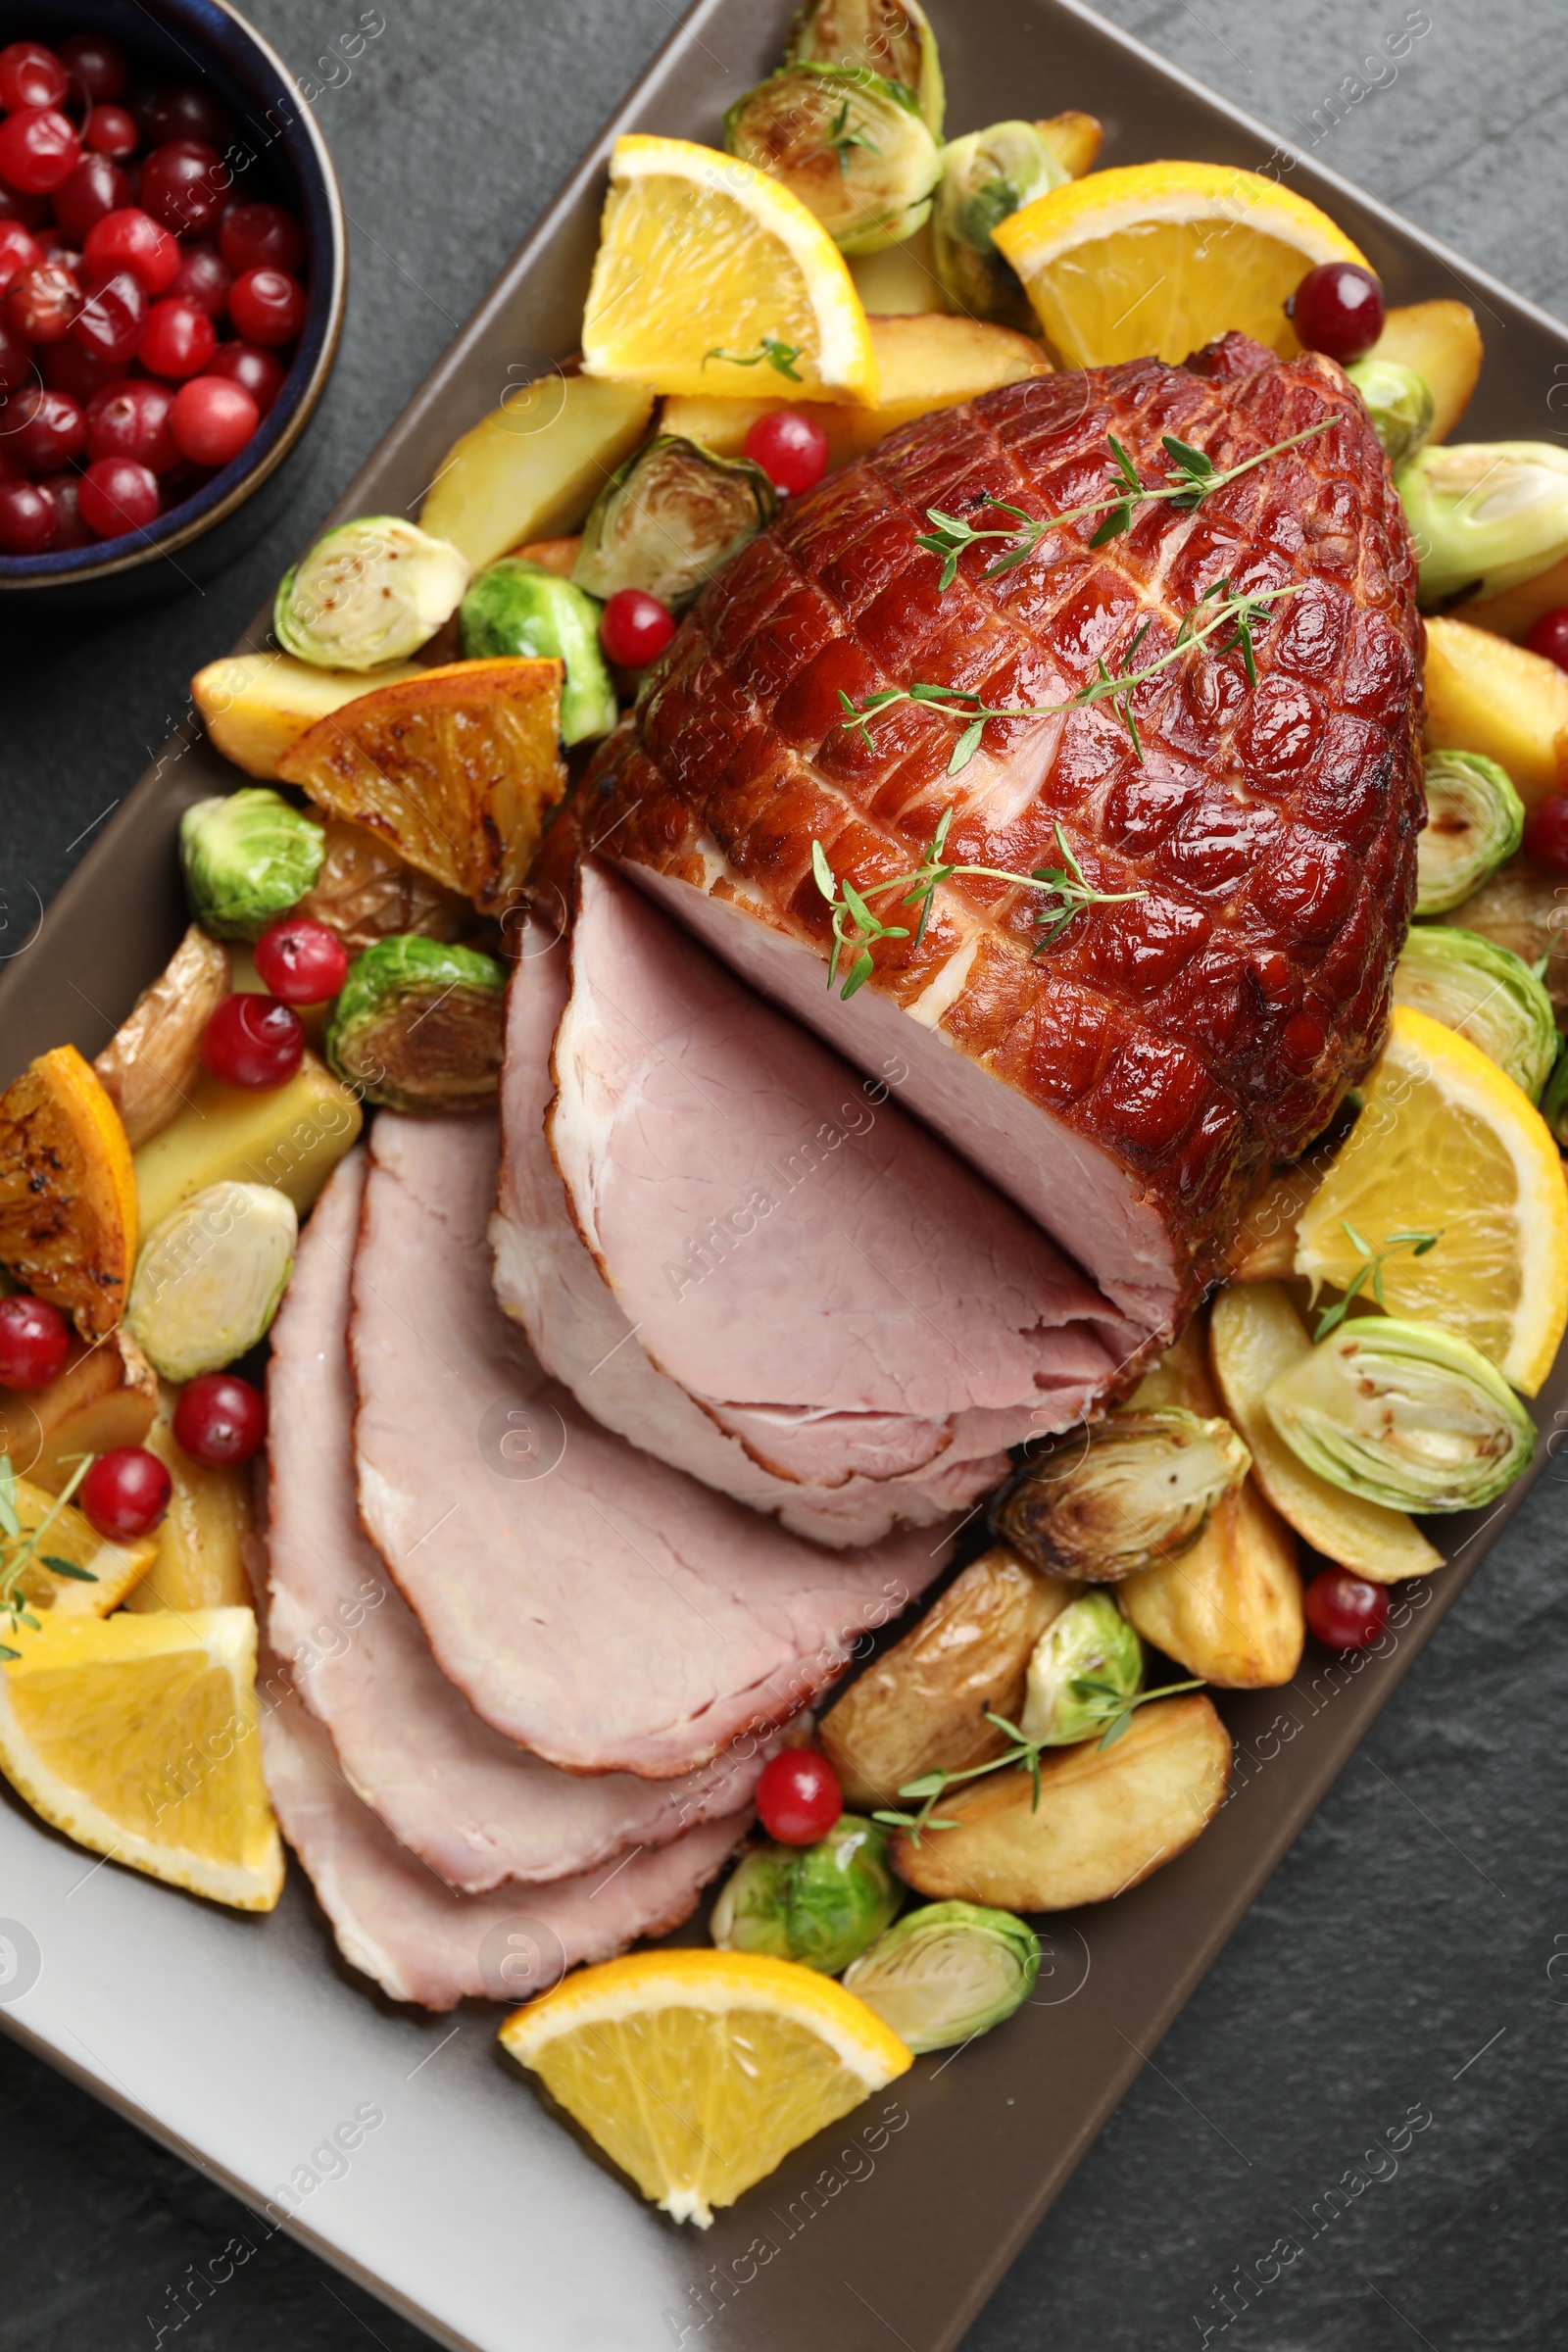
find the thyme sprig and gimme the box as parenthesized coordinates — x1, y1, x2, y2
(1313, 1223, 1442, 1340)
(873, 1682, 1206, 1843)
(0, 1451, 98, 1661)
(914, 417, 1337, 590)
(838, 576, 1298, 773)
(810, 809, 1146, 998)
(702, 336, 805, 382)
(825, 94, 879, 172)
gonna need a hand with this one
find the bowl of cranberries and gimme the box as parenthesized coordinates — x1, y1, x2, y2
(0, 3, 344, 608)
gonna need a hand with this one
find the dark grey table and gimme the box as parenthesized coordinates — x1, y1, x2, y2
(5, 4, 1568, 2346)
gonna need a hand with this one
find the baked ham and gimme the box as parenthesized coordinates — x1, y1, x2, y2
(492, 861, 1119, 1544)
(540, 335, 1423, 1340)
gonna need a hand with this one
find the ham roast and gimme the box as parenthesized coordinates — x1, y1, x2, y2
(540, 335, 1424, 1341)
(492, 862, 1119, 1544)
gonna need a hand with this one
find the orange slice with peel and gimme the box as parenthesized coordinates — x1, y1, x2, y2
(0, 1045, 137, 1339)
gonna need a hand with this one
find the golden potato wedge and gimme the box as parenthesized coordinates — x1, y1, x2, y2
(292, 815, 480, 960)
(1209, 1282, 1442, 1581)
(0, 1327, 157, 1493)
(124, 1381, 253, 1612)
(1424, 613, 1568, 805)
(1364, 300, 1481, 445)
(134, 1053, 362, 1239)
(1130, 1311, 1222, 1415)
(1120, 1479, 1303, 1689)
(1223, 1162, 1324, 1283)
(848, 219, 947, 316)
(1036, 110, 1103, 179)
(510, 535, 581, 577)
(93, 925, 229, 1152)
(819, 1545, 1079, 1810)
(1464, 550, 1568, 645)
(192, 654, 425, 782)
(892, 1694, 1231, 1910)
(418, 374, 656, 573)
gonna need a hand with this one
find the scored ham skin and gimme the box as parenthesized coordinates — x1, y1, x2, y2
(352, 1108, 949, 1778)
(541, 336, 1423, 1338)
(491, 861, 1119, 1544)
(267, 1148, 763, 1890)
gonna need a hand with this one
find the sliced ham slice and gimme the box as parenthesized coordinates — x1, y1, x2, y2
(491, 864, 1118, 1544)
(351, 1109, 947, 1777)
(258, 1664, 742, 2011)
(266, 1149, 762, 1892)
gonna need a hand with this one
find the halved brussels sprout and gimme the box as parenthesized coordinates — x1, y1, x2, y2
(459, 560, 616, 746)
(127, 1180, 296, 1383)
(710, 1815, 901, 1974)
(1264, 1316, 1535, 1512)
(994, 1409, 1251, 1581)
(274, 516, 470, 670)
(785, 0, 945, 136)
(932, 122, 1068, 330)
(324, 935, 507, 1114)
(572, 437, 776, 613)
(1392, 924, 1557, 1101)
(179, 788, 325, 942)
(1019, 1591, 1144, 1747)
(1346, 358, 1435, 470)
(724, 64, 941, 256)
(1397, 442, 1568, 609)
(1416, 750, 1526, 915)
(842, 1900, 1038, 2050)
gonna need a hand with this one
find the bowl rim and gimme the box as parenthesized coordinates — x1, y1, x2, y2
(0, 0, 347, 594)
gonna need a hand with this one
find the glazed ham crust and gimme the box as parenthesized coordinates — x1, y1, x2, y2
(544, 336, 1424, 1327)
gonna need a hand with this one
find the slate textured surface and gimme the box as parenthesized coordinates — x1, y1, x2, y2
(4, 3, 1568, 2348)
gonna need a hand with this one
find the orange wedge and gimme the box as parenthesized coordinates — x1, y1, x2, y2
(0, 1046, 137, 1340)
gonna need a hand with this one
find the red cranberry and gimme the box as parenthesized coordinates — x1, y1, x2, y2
(0, 316, 33, 394)
(9, 383, 84, 469)
(38, 467, 90, 546)
(60, 34, 129, 106)
(78, 454, 159, 536)
(0, 475, 55, 552)
(755, 1748, 843, 1844)
(0, 1293, 71, 1388)
(0, 182, 46, 229)
(0, 107, 81, 195)
(743, 408, 831, 496)
(40, 331, 118, 402)
(1303, 1567, 1391, 1650)
(1288, 262, 1386, 364)
(1523, 794, 1568, 879)
(0, 43, 68, 115)
(172, 1369, 266, 1466)
(600, 586, 675, 668)
(52, 153, 131, 241)
(82, 205, 178, 294)
(82, 102, 137, 160)
(139, 293, 214, 378)
(254, 915, 349, 1004)
(5, 261, 80, 343)
(0, 220, 42, 292)
(135, 84, 232, 154)
(85, 376, 177, 471)
(71, 267, 145, 365)
(201, 992, 304, 1088)
(138, 138, 225, 236)
(166, 240, 228, 318)
(206, 339, 284, 413)
(169, 373, 258, 467)
(227, 265, 305, 346)
(219, 201, 303, 278)
(79, 1446, 171, 1541)
(1526, 609, 1568, 673)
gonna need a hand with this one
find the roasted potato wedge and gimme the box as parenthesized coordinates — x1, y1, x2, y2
(134, 1053, 362, 1238)
(1425, 613, 1568, 805)
(1223, 1162, 1324, 1282)
(1119, 1480, 1303, 1689)
(1465, 551, 1568, 645)
(1364, 299, 1481, 445)
(124, 1381, 253, 1612)
(418, 374, 656, 573)
(892, 1694, 1231, 1910)
(847, 220, 947, 317)
(94, 925, 229, 1152)
(191, 654, 425, 781)
(819, 1544, 1079, 1810)
(0, 1327, 157, 1493)
(1130, 1313, 1221, 1414)
(1035, 109, 1102, 179)
(294, 816, 479, 957)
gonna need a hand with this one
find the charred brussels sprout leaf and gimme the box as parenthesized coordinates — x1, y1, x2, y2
(1416, 750, 1526, 915)
(1020, 1591, 1144, 1747)
(994, 1409, 1250, 1581)
(127, 1179, 297, 1382)
(710, 1815, 901, 1974)
(1264, 1316, 1535, 1512)
(179, 788, 325, 942)
(1392, 924, 1557, 1101)
(1346, 358, 1435, 469)
(1541, 1044, 1568, 1147)
(785, 0, 945, 135)
(725, 64, 941, 255)
(571, 437, 776, 613)
(274, 516, 470, 670)
(459, 561, 617, 746)
(1397, 442, 1568, 609)
(843, 1900, 1038, 2050)
(932, 122, 1068, 330)
(325, 936, 507, 1114)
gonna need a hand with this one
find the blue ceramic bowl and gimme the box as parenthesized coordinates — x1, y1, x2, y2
(0, 0, 345, 612)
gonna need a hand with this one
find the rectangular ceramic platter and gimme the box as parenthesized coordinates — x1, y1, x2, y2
(4, 2, 1567, 2346)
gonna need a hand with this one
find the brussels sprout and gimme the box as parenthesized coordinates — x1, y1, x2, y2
(459, 560, 616, 747)
(1416, 750, 1526, 915)
(179, 788, 325, 942)
(724, 64, 941, 257)
(324, 936, 507, 1114)
(1346, 358, 1435, 469)
(126, 1180, 296, 1382)
(274, 516, 469, 670)
(572, 437, 776, 613)
(1397, 442, 1568, 610)
(931, 122, 1068, 330)
(710, 1816, 901, 1974)
(785, 0, 945, 136)
(842, 1900, 1038, 2050)
(1264, 1316, 1535, 1512)
(994, 1409, 1251, 1581)
(1019, 1591, 1144, 1747)
(1392, 924, 1557, 1101)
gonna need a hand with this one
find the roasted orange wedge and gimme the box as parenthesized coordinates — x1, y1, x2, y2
(0, 1046, 137, 1340)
